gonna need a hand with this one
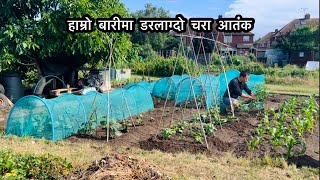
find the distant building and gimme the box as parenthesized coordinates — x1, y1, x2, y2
(213, 32, 254, 56)
(255, 13, 319, 66)
(171, 15, 255, 58)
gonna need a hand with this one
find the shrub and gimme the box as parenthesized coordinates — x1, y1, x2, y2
(0, 150, 72, 179)
(131, 55, 202, 77)
(211, 52, 221, 65)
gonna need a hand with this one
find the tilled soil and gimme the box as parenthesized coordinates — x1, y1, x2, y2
(137, 95, 319, 168)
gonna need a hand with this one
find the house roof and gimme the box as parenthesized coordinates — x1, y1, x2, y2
(257, 32, 274, 44)
(274, 18, 319, 37)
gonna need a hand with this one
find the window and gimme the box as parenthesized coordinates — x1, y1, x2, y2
(299, 52, 304, 57)
(260, 43, 264, 47)
(243, 36, 250, 42)
(267, 42, 270, 48)
(224, 36, 232, 43)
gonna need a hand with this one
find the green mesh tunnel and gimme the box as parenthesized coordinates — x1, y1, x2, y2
(123, 82, 135, 89)
(6, 94, 86, 141)
(152, 74, 189, 99)
(218, 69, 265, 112)
(136, 81, 152, 93)
(123, 81, 152, 93)
(175, 77, 205, 107)
(77, 91, 108, 126)
(127, 85, 154, 114)
(197, 74, 220, 109)
(150, 81, 156, 93)
(6, 86, 155, 140)
(101, 88, 138, 121)
(247, 74, 265, 94)
(219, 69, 265, 97)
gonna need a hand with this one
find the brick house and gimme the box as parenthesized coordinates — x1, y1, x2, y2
(214, 32, 254, 56)
(172, 15, 255, 56)
(254, 32, 275, 63)
(255, 13, 319, 66)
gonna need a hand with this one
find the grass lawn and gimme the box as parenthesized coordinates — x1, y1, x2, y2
(265, 77, 319, 96)
(266, 84, 319, 96)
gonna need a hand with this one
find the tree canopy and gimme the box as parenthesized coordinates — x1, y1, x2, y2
(275, 25, 319, 52)
(130, 3, 179, 53)
(0, 0, 133, 72)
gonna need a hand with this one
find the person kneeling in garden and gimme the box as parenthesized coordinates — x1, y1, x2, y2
(223, 70, 256, 112)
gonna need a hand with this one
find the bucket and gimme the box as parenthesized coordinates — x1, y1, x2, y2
(0, 72, 24, 103)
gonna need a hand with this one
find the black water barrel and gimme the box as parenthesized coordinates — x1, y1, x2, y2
(0, 72, 24, 103)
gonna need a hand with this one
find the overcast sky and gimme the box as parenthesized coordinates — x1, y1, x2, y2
(120, 0, 319, 39)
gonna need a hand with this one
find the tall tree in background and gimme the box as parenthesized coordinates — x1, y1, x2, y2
(130, 3, 179, 56)
(275, 25, 319, 52)
(0, 0, 133, 77)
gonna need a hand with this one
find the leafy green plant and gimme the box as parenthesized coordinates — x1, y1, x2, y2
(191, 113, 200, 122)
(100, 118, 123, 139)
(239, 84, 266, 112)
(209, 106, 220, 123)
(136, 119, 144, 126)
(203, 123, 216, 135)
(0, 150, 72, 179)
(162, 128, 176, 140)
(192, 129, 204, 144)
(79, 119, 97, 136)
(239, 103, 250, 112)
(136, 114, 145, 126)
(248, 136, 262, 151)
(248, 96, 318, 158)
(162, 121, 186, 140)
(254, 83, 267, 102)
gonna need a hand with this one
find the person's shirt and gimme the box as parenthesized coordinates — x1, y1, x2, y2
(223, 77, 252, 99)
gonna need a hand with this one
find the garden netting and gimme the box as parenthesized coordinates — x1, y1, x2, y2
(6, 94, 86, 141)
(6, 69, 263, 141)
(6, 87, 154, 141)
(152, 74, 189, 99)
(151, 69, 264, 109)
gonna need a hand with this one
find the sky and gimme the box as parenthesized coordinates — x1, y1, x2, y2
(120, 0, 319, 39)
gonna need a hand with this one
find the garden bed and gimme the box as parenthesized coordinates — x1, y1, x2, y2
(67, 94, 319, 167)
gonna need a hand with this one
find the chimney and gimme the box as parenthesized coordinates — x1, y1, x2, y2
(304, 13, 310, 20)
(275, 29, 278, 33)
(218, 15, 222, 19)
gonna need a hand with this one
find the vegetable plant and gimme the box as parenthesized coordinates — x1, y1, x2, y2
(191, 128, 204, 144)
(100, 118, 123, 139)
(248, 96, 318, 158)
(162, 121, 186, 140)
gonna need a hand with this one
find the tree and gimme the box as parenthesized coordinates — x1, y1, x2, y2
(130, 3, 179, 52)
(192, 32, 216, 56)
(0, 0, 133, 81)
(275, 25, 319, 51)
